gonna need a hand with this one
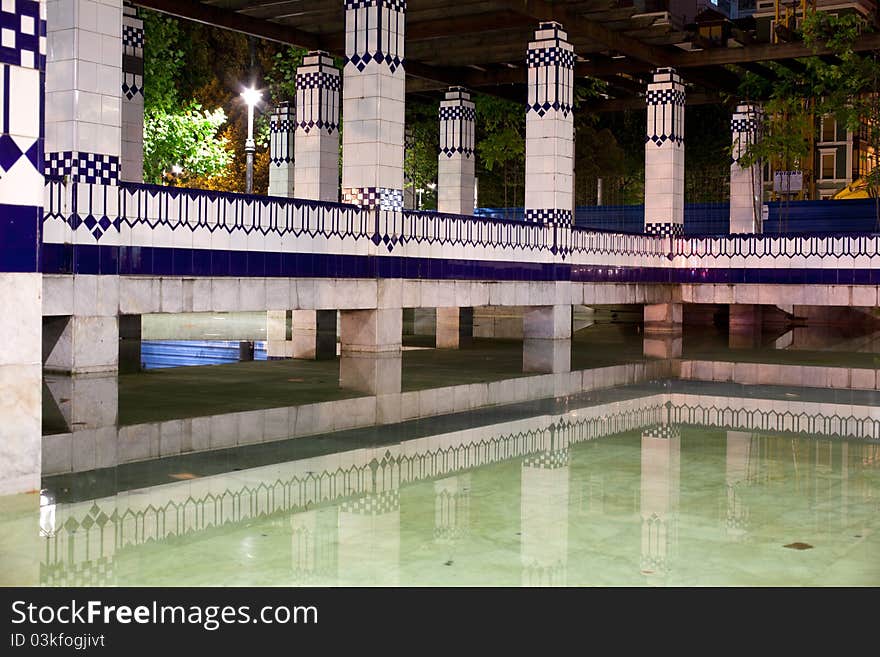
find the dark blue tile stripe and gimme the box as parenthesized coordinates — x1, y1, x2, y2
(0, 203, 40, 272)
(40, 243, 567, 281)
(39, 243, 880, 287)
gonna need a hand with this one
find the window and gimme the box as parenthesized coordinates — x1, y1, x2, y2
(821, 117, 836, 142)
(820, 152, 836, 179)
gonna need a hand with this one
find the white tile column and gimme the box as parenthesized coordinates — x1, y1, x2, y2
(0, 0, 45, 495)
(525, 22, 574, 228)
(295, 50, 339, 202)
(120, 1, 142, 181)
(341, 0, 405, 210)
(730, 103, 762, 234)
(644, 67, 685, 237)
(45, 0, 122, 184)
(437, 86, 475, 215)
(268, 101, 294, 197)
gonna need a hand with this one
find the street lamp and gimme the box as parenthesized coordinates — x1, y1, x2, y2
(240, 86, 262, 194)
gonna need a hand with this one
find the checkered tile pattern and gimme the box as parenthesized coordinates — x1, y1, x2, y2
(642, 424, 681, 439)
(122, 72, 142, 100)
(439, 105, 476, 121)
(270, 119, 294, 133)
(523, 449, 570, 470)
(340, 489, 400, 515)
(527, 46, 574, 69)
(524, 208, 572, 225)
(122, 24, 143, 49)
(297, 70, 340, 91)
(0, 0, 46, 70)
(46, 151, 120, 184)
(646, 89, 685, 106)
(342, 186, 404, 210)
(731, 117, 757, 133)
(344, 0, 406, 9)
(644, 222, 683, 237)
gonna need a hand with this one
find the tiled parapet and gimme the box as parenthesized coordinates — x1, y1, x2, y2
(45, 0, 123, 185)
(120, 1, 142, 182)
(268, 101, 295, 198)
(525, 22, 574, 228)
(295, 51, 340, 203)
(644, 67, 685, 235)
(438, 86, 475, 216)
(341, 0, 405, 210)
(729, 103, 763, 234)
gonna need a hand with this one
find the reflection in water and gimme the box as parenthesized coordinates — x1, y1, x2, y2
(3, 324, 880, 587)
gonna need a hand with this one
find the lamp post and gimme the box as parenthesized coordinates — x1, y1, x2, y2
(241, 86, 262, 195)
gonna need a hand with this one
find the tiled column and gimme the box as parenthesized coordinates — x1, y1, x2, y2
(295, 50, 340, 202)
(0, 0, 45, 495)
(341, 0, 405, 210)
(120, 1, 142, 182)
(437, 86, 475, 215)
(729, 103, 762, 234)
(521, 425, 569, 586)
(644, 68, 685, 237)
(524, 22, 574, 228)
(268, 101, 295, 197)
(337, 489, 400, 585)
(640, 425, 680, 583)
(523, 305, 571, 373)
(46, 0, 122, 185)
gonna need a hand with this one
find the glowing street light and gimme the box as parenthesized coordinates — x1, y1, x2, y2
(240, 86, 262, 194)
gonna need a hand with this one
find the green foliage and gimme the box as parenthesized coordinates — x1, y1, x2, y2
(143, 104, 233, 185)
(404, 98, 439, 208)
(474, 94, 525, 172)
(264, 47, 308, 104)
(142, 10, 233, 185)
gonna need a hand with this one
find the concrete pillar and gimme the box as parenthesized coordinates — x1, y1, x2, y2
(46, 0, 122, 184)
(339, 352, 401, 395)
(118, 313, 141, 372)
(266, 310, 292, 359)
(644, 68, 685, 237)
(640, 425, 680, 583)
(268, 101, 295, 197)
(292, 309, 336, 360)
(523, 305, 571, 373)
(725, 431, 752, 540)
(644, 302, 682, 334)
(294, 50, 340, 202)
(339, 308, 401, 353)
(0, 0, 45, 495)
(521, 424, 569, 586)
(437, 86, 475, 215)
(728, 304, 762, 349)
(120, 1, 143, 182)
(729, 103, 762, 234)
(436, 307, 473, 349)
(44, 373, 118, 439)
(341, 0, 405, 210)
(43, 315, 119, 374)
(524, 22, 574, 227)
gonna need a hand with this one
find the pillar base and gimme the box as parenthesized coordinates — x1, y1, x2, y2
(523, 305, 572, 340)
(643, 334, 683, 359)
(729, 304, 762, 349)
(644, 303, 682, 335)
(340, 309, 401, 354)
(44, 315, 119, 374)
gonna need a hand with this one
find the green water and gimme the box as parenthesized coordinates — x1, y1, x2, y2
(3, 322, 880, 587)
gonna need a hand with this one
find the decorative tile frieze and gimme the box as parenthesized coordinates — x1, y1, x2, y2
(46, 151, 119, 184)
(0, 0, 46, 70)
(343, 0, 405, 73)
(644, 222, 683, 237)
